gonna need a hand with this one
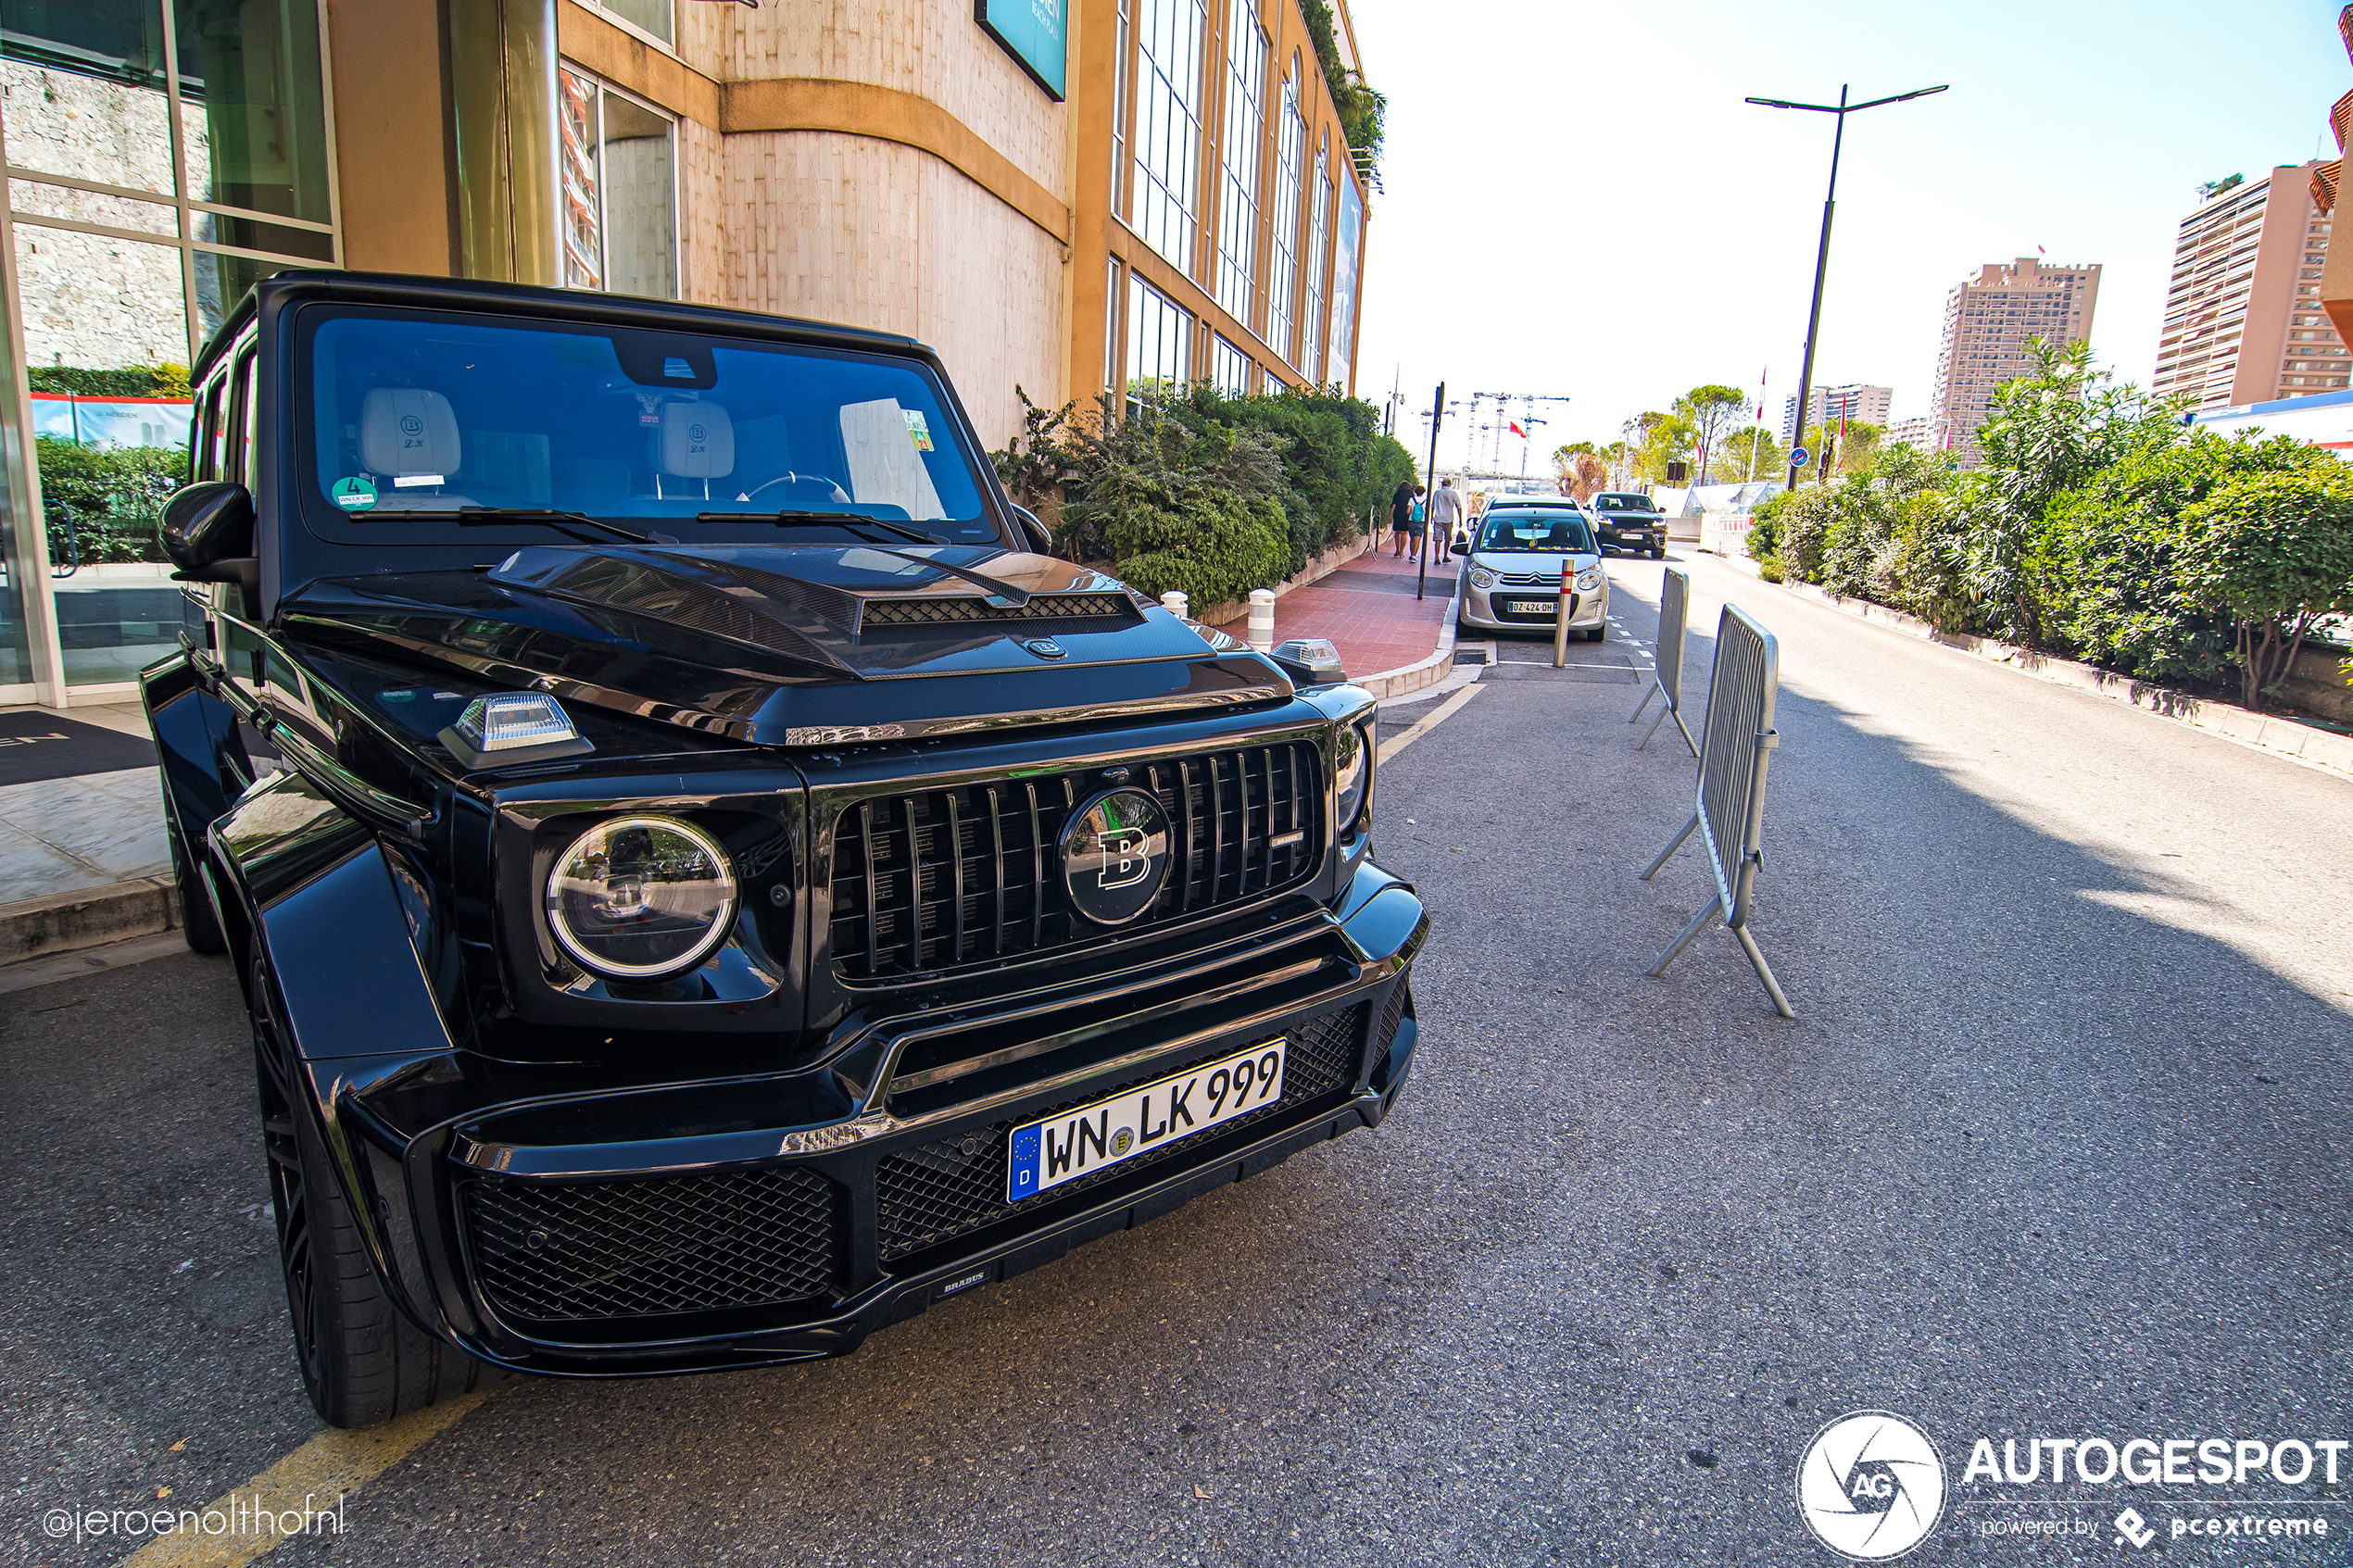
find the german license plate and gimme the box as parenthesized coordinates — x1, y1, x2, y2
(1005, 1038, 1288, 1202)
(1505, 599, 1555, 614)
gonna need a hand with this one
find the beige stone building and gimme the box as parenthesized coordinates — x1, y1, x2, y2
(2152, 165, 2342, 410)
(0, 0, 1374, 707)
(1928, 257, 2100, 466)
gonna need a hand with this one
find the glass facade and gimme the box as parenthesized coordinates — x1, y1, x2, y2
(1265, 66, 1304, 366)
(557, 66, 678, 301)
(1328, 173, 1361, 392)
(1302, 132, 1329, 383)
(1131, 0, 1204, 275)
(0, 0, 337, 696)
(1214, 0, 1264, 325)
(1211, 333, 1252, 397)
(1128, 275, 1191, 397)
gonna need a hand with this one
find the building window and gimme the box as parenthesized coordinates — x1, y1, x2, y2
(1111, 0, 1131, 219)
(0, 0, 338, 694)
(582, 0, 673, 47)
(1214, 0, 1265, 326)
(1302, 132, 1330, 383)
(558, 66, 678, 299)
(1105, 257, 1125, 388)
(1131, 0, 1205, 274)
(1266, 63, 1305, 367)
(1128, 276, 1192, 401)
(1211, 334, 1253, 397)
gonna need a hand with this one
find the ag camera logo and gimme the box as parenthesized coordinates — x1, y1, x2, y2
(1797, 1411, 1947, 1561)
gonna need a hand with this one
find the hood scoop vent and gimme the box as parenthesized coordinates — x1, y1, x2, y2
(859, 592, 1138, 632)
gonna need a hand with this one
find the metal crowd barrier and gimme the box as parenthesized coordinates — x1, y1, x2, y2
(1629, 566, 1698, 756)
(1640, 603, 1793, 1017)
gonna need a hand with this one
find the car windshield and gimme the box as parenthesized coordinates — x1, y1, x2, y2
(1592, 495, 1655, 513)
(1477, 511, 1594, 553)
(298, 308, 998, 544)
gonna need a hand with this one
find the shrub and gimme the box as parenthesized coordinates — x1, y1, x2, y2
(2174, 467, 2353, 708)
(37, 436, 185, 565)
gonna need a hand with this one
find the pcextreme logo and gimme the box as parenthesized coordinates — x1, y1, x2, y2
(1796, 1411, 1948, 1562)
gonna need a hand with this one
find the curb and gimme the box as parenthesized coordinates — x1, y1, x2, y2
(1, 876, 182, 968)
(1706, 549, 2353, 780)
(1358, 571, 1462, 699)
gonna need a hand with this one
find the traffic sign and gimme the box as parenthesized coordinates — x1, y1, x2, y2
(1791, 447, 1810, 468)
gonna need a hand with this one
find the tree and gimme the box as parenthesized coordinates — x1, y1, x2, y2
(1630, 410, 1692, 483)
(1717, 425, 1782, 483)
(2172, 462, 2353, 708)
(1672, 384, 1748, 484)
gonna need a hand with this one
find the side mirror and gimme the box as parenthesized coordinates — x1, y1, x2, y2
(161, 481, 255, 572)
(1010, 504, 1054, 555)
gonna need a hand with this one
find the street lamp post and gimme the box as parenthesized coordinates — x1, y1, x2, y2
(1746, 82, 1947, 493)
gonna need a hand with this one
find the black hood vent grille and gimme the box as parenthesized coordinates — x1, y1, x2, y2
(859, 592, 1137, 631)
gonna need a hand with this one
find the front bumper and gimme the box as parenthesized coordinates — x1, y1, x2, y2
(1458, 579, 1610, 633)
(323, 859, 1428, 1377)
(1596, 524, 1663, 552)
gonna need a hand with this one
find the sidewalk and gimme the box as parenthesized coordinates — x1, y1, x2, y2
(1218, 543, 1458, 696)
(0, 700, 182, 963)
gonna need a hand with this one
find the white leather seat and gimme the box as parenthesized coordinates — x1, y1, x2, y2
(358, 387, 475, 509)
(658, 401, 734, 498)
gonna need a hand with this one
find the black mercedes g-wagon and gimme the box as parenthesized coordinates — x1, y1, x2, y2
(145, 272, 1427, 1427)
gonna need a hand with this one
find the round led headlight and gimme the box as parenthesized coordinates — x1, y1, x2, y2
(1334, 721, 1371, 834)
(1468, 567, 1496, 590)
(1575, 566, 1605, 592)
(545, 816, 738, 979)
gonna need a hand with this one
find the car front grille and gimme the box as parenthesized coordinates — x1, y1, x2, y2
(872, 1001, 1368, 1262)
(465, 1165, 845, 1323)
(1493, 569, 1565, 588)
(830, 740, 1322, 980)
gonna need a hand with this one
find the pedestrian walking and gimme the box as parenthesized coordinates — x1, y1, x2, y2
(1390, 479, 1424, 556)
(1428, 477, 1464, 563)
(1407, 495, 1426, 560)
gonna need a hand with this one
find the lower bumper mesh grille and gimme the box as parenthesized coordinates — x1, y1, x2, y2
(466, 1165, 845, 1323)
(873, 1001, 1368, 1263)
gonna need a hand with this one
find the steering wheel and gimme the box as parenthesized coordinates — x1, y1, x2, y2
(737, 471, 851, 506)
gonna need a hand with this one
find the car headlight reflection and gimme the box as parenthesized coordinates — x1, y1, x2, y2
(1575, 566, 1605, 593)
(546, 816, 738, 979)
(1335, 720, 1372, 834)
(1468, 567, 1496, 590)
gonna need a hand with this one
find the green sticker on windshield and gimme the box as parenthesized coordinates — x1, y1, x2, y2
(904, 409, 934, 453)
(332, 475, 379, 512)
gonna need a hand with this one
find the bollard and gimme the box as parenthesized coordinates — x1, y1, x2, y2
(1247, 588, 1276, 653)
(1553, 571, 1571, 669)
(1160, 590, 1189, 619)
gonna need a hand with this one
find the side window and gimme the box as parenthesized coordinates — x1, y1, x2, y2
(195, 377, 228, 482)
(233, 350, 259, 485)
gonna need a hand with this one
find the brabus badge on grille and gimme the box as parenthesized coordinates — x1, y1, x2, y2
(1061, 787, 1172, 924)
(1024, 637, 1067, 659)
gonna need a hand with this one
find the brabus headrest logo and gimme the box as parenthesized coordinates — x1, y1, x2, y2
(1797, 1411, 1947, 1561)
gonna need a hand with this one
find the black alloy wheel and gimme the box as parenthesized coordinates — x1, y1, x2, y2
(251, 955, 328, 1400)
(248, 952, 488, 1426)
(163, 793, 228, 955)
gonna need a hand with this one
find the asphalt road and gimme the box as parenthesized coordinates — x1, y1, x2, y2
(6, 547, 2350, 1566)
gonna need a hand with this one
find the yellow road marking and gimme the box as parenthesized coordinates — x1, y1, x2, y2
(120, 1392, 491, 1568)
(1377, 682, 1486, 766)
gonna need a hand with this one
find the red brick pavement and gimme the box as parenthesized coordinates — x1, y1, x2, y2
(1217, 543, 1455, 682)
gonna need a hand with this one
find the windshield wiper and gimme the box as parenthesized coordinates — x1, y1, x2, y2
(695, 509, 945, 546)
(695, 511, 1026, 604)
(405, 508, 676, 546)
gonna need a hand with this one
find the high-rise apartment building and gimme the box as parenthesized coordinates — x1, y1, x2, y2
(2152, 164, 2342, 409)
(1886, 416, 1936, 452)
(1780, 383, 1894, 445)
(1930, 257, 2101, 465)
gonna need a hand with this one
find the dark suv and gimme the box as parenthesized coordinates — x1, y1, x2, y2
(1588, 492, 1667, 558)
(145, 272, 1427, 1427)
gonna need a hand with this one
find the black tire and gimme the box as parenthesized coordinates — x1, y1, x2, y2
(251, 955, 487, 1427)
(1585, 625, 1605, 643)
(1650, 544, 1666, 559)
(162, 796, 228, 956)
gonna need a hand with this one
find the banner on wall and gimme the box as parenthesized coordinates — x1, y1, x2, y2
(975, 0, 1067, 101)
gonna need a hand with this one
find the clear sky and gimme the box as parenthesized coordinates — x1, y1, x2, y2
(1346, 0, 2347, 473)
